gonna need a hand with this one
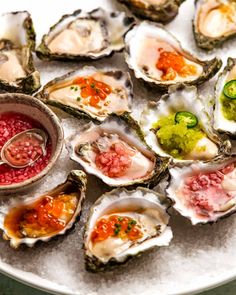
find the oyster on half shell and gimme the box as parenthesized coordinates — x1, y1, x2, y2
(117, 0, 184, 23)
(36, 66, 133, 122)
(194, 0, 236, 50)
(0, 11, 40, 93)
(0, 170, 87, 248)
(141, 85, 231, 164)
(214, 57, 236, 136)
(36, 9, 135, 61)
(125, 21, 222, 91)
(66, 115, 170, 188)
(167, 157, 236, 224)
(84, 187, 173, 272)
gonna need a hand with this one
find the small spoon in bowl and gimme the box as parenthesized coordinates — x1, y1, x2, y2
(0, 128, 48, 168)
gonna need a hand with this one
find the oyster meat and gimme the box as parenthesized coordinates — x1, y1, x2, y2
(194, 0, 236, 50)
(84, 187, 173, 272)
(141, 85, 230, 163)
(117, 0, 184, 23)
(36, 9, 134, 61)
(0, 170, 87, 248)
(167, 157, 236, 224)
(36, 66, 133, 122)
(66, 115, 169, 188)
(125, 21, 222, 90)
(0, 11, 40, 93)
(214, 57, 236, 136)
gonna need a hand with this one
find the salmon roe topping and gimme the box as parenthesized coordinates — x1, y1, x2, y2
(91, 215, 143, 244)
(22, 196, 66, 230)
(156, 48, 197, 81)
(73, 76, 112, 107)
(0, 112, 51, 186)
(3, 194, 72, 239)
(95, 142, 134, 178)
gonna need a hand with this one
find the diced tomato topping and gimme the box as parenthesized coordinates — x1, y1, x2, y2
(183, 165, 235, 216)
(95, 142, 133, 178)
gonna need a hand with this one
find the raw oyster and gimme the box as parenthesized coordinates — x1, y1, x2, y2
(36, 66, 133, 122)
(0, 170, 87, 248)
(66, 115, 170, 188)
(84, 187, 173, 272)
(141, 85, 231, 163)
(117, 0, 184, 23)
(167, 157, 236, 224)
(36, 9, 134, 61)
(193, 0, 236, 50)
(0, 11, 40, 93)
(125, 21, 222, 91)
(214, 58, 236, 136)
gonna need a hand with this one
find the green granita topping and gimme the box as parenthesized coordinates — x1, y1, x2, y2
(153, 114, 204, 159)
(220, 93, 236, 121)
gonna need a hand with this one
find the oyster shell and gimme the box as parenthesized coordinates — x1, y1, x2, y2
(193, 0, 236, 50)
(36, 66, 133, 122)
(36, 9, 135, 61)
(125, 21, 222, 91)
(117, 0, 184, 23)
(66, 115, 170, 188)
(84, 187, 173, 272)
(0, 170, 87, 248)
(167, 157, 236, 224)
(0, 11, 40, 94)
(141, 85, 231, 163)
(214, 57, 236, 136)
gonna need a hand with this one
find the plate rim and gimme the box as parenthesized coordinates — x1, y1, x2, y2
(0, 261, 235, 295)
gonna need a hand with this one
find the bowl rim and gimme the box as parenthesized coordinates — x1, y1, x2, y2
(0, 92, 64, 193)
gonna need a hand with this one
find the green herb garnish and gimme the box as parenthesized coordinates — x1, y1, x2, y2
(114, 223, 121, 235)
(125, 219, 137, 233)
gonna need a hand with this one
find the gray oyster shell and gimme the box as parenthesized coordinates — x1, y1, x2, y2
(167, 157, 236, 224)
(117, 0, 185, 23)
(66, 114, 170, 188)
(36, 8, 135, 61)
(125, 21, 222, 91)
(0, 11, 40, 94)
(214, 57, 236, 136)
(84, 187, 173, 272)
(193, 0, 236, 50)
(141, 85, 231, 164)
(0, 170, 87, 248)
(36, 66, 133, 122)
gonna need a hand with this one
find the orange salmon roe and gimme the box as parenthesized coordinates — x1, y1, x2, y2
(73, 76, 112, 107)
(156, 48, 197, 81)
(3, 195, 69, 239)
(91, 215, 143, 244)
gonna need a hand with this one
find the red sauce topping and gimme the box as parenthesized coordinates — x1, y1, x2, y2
(4, 132, 44, 167)
(156, 48, 197, 81)
(91, 215, 143, 244)
(184, 164, 235, 216)
(73, 76, 112, 108)
(0, 112, 51, 185)
(4, 193, 76, 239)
(95, 142, 134, 178)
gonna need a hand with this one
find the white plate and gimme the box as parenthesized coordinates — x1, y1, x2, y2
(1, 1, 236, 295)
